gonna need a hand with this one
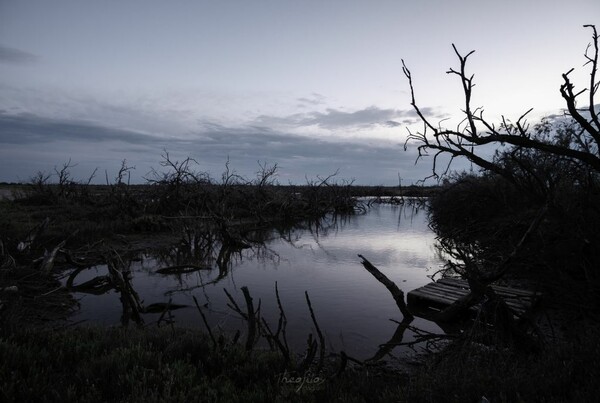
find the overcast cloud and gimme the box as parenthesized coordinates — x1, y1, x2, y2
(0, 106, 456, 185)
(0, 45, 38, 64)
(256, 106, 443, 130)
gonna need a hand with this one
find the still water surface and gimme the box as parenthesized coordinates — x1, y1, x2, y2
(67, 202, 445, 360)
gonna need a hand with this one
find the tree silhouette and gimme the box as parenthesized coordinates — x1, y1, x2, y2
(403, 25, 599, 183)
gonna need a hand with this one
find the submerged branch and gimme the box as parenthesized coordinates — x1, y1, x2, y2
(305, 291, 325, 370)
(358, 254, 414, 321)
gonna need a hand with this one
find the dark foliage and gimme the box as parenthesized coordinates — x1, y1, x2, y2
(429, 116, 600, 306)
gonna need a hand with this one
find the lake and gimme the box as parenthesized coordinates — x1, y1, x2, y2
(65, 201, 445, 360)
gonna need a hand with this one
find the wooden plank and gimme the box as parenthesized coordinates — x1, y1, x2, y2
(424, 282, 474, 297)
(496, 287, 538, 297)
(408, 278, 536, 314)
(408, 287, 451, 300)
(408, 288, 526, 315)
(435, 277, 469, 288)
(422, 282, 469, 294)
(421, 285, 522, 305)
(411, 286, 527, 313)
(418, 285, 469, 300)
(437, 277, 541, 298)
(409, 297, 525, 316)
(425, 283, 520, 299)
(491, 284, 541, 298)
(408, 289, 456, 306)
(430, 281, 536, 302)
(408, 286, 459, 301)
(411, 278, 541, 300)
(413, 290, 458, 305)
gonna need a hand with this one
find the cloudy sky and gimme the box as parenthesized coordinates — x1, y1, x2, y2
(1, 1, 598, 185)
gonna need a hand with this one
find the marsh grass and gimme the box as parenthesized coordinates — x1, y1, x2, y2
(0, 265, 77, 334)
(0, 326, 412, 403)
(405, 323, 600, 403)
(2, 321, 599, 403)
(0, 327, 281, 402)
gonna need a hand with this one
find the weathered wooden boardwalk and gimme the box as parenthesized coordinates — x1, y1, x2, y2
(407, 277, 541, 316)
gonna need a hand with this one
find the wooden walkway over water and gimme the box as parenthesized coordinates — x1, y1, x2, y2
(407, 277, 541, 316)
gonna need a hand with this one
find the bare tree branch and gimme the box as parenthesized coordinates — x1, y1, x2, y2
(403, 25, 600, 180)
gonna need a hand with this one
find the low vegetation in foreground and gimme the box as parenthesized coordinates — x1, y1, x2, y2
(0, 326, 407, 403)
(1, 321, 599, 402)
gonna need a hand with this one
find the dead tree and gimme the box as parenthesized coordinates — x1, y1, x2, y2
(402, 25, 600, 181)
(358, 254, 413, 321)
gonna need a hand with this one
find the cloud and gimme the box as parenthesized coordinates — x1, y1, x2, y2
(256, 106, 444, 130)
(0, 110, 445, 184)
(0, 45, 38, 64)
(299, 106, 401, 129)
(296, 93, 326, 106)
(0, 111, 165, 145)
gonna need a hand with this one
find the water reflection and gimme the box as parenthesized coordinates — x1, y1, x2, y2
(65, 202, 445, 360)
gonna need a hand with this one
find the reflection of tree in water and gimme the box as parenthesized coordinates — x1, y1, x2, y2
(65, 207, 446, 359)
(272, 213, 354, 256)
(358, 254, 454, 362)
(152, 225, 283, 295)
(66, 248, 146, 327)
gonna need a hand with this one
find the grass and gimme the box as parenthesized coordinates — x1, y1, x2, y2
(407, 330, 600, 402)
(0, 326, 411, 403)
(0, 265, 78, 334)
(2, 321, 599, 402)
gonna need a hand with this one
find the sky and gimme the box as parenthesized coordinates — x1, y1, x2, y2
(0, 1, 598, 185)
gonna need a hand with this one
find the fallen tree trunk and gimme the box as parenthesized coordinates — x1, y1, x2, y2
(358, 254, 413, 321)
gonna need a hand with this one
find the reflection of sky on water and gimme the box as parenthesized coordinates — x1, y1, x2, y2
(67, 203, 445, 360)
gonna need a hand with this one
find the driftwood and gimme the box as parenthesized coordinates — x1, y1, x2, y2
(358, 254, 413, 321)
(156, 298, 173, 327)
(0, 240, 15, 270)
(17, 217, 49, 252)
(335, 351, 364, 377)
(156, 265, 211, 275)
(216, 245, 234, 273)
(298, 333, 318, 374)
(274, 282, 290, 359)
(391, 324, 456, 351)
(59, 249, 100, 269)
(68, 274, 113, 295)
(224, 286, 259, 351)
(143, 302, 187, 313)
(241, 287, 257, 351)
(107, 252, 144, 326)
(193, 296, 217, 348)
(357, 254, 451, 360)
(39, 240, 67, 273)
(259, 282, 290, 362)
(305, 291, 325, 370)
(368, 317, 413, 361)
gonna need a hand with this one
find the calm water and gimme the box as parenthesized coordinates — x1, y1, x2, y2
(66, 202, 445, 360)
